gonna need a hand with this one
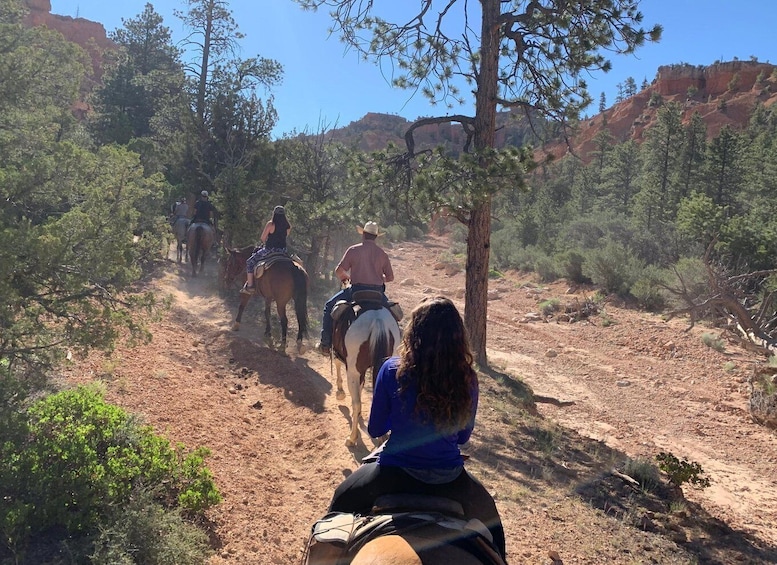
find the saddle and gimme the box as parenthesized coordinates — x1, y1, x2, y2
(330, 295, 403, 365)
(304, 494, 505, 565)
(252, 251, 305, 280)
(331, 292, 403, 325)
(187, 221, 214, 235)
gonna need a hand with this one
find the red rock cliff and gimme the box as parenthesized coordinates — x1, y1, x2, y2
(23, 0, 114, 82)
(542, 60, 777, 163)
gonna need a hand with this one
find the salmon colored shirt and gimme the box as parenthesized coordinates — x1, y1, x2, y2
(337, 240, 394, 286)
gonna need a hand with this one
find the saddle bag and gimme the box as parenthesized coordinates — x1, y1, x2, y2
(388, 302, 403, 322)
(330, 300, 351, 323)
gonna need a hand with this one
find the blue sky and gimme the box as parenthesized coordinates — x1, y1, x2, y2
(50, 1, 775, 138)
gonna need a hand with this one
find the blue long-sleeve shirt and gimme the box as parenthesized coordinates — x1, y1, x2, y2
(368, 356, 478, 469)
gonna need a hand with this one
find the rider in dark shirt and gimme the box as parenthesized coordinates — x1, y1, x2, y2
(192, 190, 217, 225)
(241, 206, 292, 295)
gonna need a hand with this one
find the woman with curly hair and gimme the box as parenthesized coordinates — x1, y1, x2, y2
(328, 296, 506, 560)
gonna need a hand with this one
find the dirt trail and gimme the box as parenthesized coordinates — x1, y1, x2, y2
(63, 237, 777, 563)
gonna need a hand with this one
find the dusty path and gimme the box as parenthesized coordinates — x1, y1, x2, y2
(63, 237, 777, 563)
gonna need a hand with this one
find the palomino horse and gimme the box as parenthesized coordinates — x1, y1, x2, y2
(304, 494, 505, 565)
(187, 222, 215, 276)
(332, 304, 400, 446)
(231, 256, 309, 349)
(171, 217, 190, 263)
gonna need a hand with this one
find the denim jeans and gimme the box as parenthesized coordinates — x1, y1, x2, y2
(319, 283, 387, 346)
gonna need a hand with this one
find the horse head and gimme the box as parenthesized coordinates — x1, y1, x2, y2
(221, 244, 254, 288)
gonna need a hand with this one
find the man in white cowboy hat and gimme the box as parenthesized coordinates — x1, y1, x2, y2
(316, 221, 394, 356)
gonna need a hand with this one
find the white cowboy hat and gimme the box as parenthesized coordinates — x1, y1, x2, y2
(357, 221, 383, 236)
(201, 190, 208, 197)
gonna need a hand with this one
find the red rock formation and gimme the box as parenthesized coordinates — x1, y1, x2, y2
(540, 61, 777, 163)
(22, 0, 114, 83)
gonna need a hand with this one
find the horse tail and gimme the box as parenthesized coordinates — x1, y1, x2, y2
(370, 316, 390, 386)
(194, 225, 204, 262)
(291, 264, 308, 338)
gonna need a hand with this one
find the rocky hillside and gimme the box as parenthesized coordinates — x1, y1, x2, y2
(551, 60, 777, 161)
(329, 60, 777, 159)
(325, 108, 541, 154)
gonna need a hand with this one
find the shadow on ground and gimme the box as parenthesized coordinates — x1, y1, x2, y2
(475, 367, 777, 564)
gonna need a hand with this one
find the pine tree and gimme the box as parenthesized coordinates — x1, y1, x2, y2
(678, 112, 707, 198)
(90, 4, 184, 145)
(602, 140, 641, 212)
(704, 125, 745, 210)
(635, 102, 684, 229)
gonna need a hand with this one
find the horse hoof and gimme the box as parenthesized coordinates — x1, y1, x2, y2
(345, 438, 357, 447)
(231, 323, 240, 331)
(336, 390, 346, 401)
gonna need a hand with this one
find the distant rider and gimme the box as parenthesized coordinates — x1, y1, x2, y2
(170, 197, 189, 226)
(241, 206, 292, 295)
(189, 190, 217, 234)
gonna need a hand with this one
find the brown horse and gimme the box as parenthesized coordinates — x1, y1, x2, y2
(187, 222, 215, 277)
(231, 257, 309, 349)
(220, 244, 255, 290)
(350, 535, 488, 564)
(304, 494, 504, 565)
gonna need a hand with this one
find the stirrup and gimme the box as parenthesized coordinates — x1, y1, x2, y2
(240, 285, 255, 295)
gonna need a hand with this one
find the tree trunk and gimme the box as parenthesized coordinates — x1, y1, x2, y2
(465, 200, 492, 366)
(196, 0, 214, 124)
(466, 0, 500, 366)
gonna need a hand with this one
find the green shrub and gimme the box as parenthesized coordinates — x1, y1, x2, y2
(495, 244, 545, 273)
(450, 222, 468, 244)
(631, 265, 667, 311)
(491, 225, 526, 270)
(538, 299, 561, 317)
(701, 332, 726, 353)
(554, 249, 590, 284)
(90, 490, 211, 565)
(664, 257, 709, 307)
(623, 457, 661, 491)
(648, 92, 663, 107)
(600, 312, 616, 327)
(656, 452, 711, 489)
(1, 385, 221, 555)
(534, 254, 560, 282)
(582, 240, 643, 296)
(384, 224, 406, 242)
(405, 224, 426, 240)
(727, 72, 740, 92)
